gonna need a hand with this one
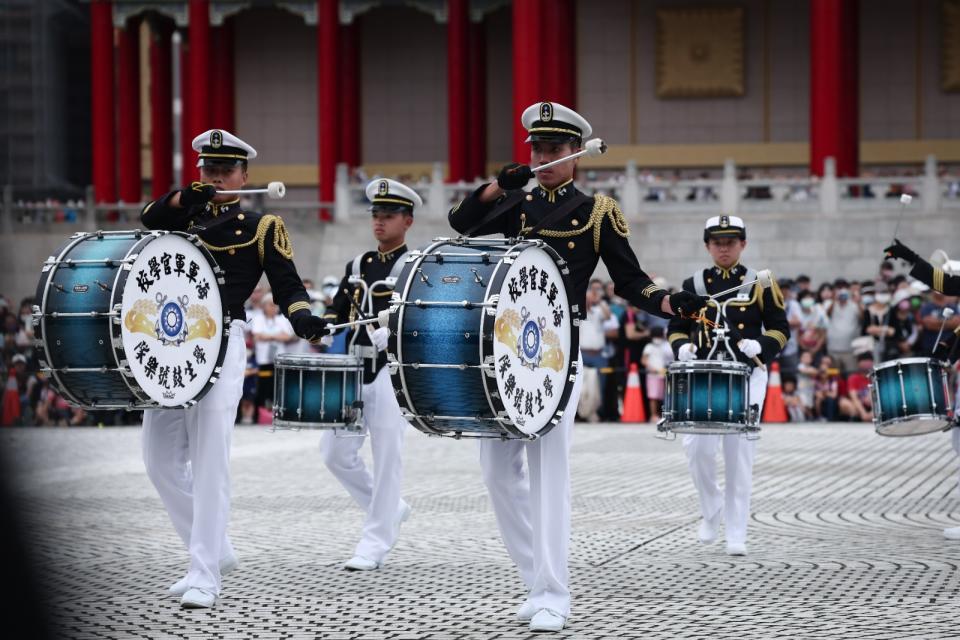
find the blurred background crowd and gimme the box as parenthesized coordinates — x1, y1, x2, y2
(3, 259, 956, 427)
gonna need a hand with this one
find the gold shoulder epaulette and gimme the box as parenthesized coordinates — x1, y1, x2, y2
(256, 214, 294, 263)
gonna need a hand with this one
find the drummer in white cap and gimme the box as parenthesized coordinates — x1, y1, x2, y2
(139, 129, 331, 609)
(667, 215, 790, 556)
(319, 179, 419, 571)
(449, 103, 704, 632)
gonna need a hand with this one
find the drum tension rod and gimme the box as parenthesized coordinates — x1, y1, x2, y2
(471, 268, 484, 285)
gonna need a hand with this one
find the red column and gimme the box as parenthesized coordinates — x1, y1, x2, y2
(180, 34, 193, 183)
(317, 0, 339, 221)
(339, 20, 361, 168)
(117, 17, 141, 203)
(810, 0, 859, 177)
(447, 0, 469, 182)
(90, 0, 116, 203)
(149, 19, 173, 198)
(467, 19, 486, 180)
(186, 0, 210, 170)
(211, 20, 235, 131)
(542, 0, 575, 109)
(512, 0, 544, 163)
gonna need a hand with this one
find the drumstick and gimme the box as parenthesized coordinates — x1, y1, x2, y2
(890, 193, 912, 246)
(217, 181, 286, 199)
(707, 269, 773, 300)
(933, 307, 955, 356)
(530, 139, 607, 173)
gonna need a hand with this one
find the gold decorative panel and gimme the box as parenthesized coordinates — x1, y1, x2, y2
(945, 0, 960, 92)
(655, 7, 745, 98)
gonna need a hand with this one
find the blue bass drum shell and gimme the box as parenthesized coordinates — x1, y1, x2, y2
(387, 238, 579, 440)
(33, 230, 230, 410)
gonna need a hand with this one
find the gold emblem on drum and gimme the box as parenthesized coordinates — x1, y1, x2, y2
(494, 308, 565, 372)
(124, 298, 217, 343)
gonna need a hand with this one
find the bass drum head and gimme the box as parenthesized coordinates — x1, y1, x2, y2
(488, 243, 576, 436)
(119, 233, 226, 407)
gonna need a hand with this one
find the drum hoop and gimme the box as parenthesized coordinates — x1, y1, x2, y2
(271, 418, 362, 430)
(872, 356, 949, 373)
(874, 413, 951, 436)
(662, 420, 756, 431)
(390, 238, 448, 436)
(275, 354, 363, 368)
(667, 360, 751, 374)
(37, 232, 92, 407)
(482, 240, 580, 438)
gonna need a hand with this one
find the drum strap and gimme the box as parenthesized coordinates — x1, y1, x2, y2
(525, 194, 592, 237)
(462, 190, 526, 237)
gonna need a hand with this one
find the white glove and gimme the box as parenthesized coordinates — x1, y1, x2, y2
(319, 334, 334, 347)
(677, 343, 697, 362)
(370, 327, 389, 352)
(739, 339, 762, 358)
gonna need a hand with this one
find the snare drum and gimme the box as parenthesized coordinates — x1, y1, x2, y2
(870, 357, 953, 436)
(387, 238, 578, 439)
(272, 353, 363, 430)
(33, 230, 229, 409)
(661, 360, 755, 434)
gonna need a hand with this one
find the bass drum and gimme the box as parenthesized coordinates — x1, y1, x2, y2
(33, 230, 229, 409)
(387, 238, 579, 439)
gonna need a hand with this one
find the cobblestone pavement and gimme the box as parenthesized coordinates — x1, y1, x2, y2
(2, 422, 960, 639)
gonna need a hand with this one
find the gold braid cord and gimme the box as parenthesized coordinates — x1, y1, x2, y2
(202, 213, 294, 264)
(526, 195, 630, 253)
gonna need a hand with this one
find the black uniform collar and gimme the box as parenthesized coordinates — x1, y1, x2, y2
(712, 261, 744, 280)
(206, 198, 241, 217)
(534, 179, 575, 204)
(376, 242, 407, 263)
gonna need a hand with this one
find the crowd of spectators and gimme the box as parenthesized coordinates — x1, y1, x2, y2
(2, 260, 957, 427)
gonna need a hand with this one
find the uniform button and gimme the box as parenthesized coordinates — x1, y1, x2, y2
(367, 257, 373, 263)
(228, 249, 235, 255)
(707, 278, 713, 284)
(739, 275, 744, 281)
(238, 213, 245, 221)
(235, 229, 242, 236)
(571, 219, 579, 226)
(738, 323, 745, 330)
(525, 194, 533, 201)
(567, 241, 575, 249)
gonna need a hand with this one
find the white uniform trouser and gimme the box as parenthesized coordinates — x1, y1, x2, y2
(320, 367, 408, 563)
(478, 358, 583, 619)
(952, 428, 960, 499)
(683, 367, 768, 545)
(141, 320, 246, 595)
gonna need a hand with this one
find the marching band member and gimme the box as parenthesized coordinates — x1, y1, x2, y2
(139, 129, 330, 608)
(883, 239, 960, 540)
(449, 102, 704, 632)
(319, 179, 417, 571)
(667, 216, 790, 556)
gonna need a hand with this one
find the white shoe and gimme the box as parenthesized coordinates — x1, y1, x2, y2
(516, 600, 537, 622)
(726, 542, 747, 556)
(180, 587, 217, 609)
(944, 526, 960, 540)
(698, 511, 722, 544)
(530, 608, 566, 633)
(343, 555, 379, 571)
(168, 554, 239, 596)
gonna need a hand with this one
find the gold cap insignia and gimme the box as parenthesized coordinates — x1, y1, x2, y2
(540, 102, 553, 122)
(377, 180, 389, 197)
(210, 130, 223, 149)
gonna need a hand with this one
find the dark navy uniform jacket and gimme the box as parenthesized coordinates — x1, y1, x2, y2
(667, 263, 790, 368)
(141, 194, 313, 325)
(324, 244, 407, 384)
(448, 180, 670, 320)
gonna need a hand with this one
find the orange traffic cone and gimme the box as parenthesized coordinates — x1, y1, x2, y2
(761, 361, 788, 423)
(1, 370, 20, 426)
(621, 363, 647, 423)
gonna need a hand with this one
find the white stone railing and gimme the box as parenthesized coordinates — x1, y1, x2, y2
(3, 155, 958, 232)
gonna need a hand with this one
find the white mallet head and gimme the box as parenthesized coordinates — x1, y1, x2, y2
(900, 194, 912, 205)
(756, 269, 773, 289)
(943, 307, 955, 319)
(584, 138, 607, 157)
(267, 181, 286, 199)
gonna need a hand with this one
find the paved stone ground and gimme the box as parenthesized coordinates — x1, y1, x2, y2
(2, 421, 960, 639)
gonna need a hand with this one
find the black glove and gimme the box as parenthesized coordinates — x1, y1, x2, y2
(291, 313, 331, 344)
(883, 239, 919, 265)
(669, 290, 708, 317)
(178, 182, 217, 210)
(496, 163, 534, 191)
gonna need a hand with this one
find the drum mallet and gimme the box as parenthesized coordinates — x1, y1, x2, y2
(530, 139, 607, 174)
(706, 269, 774, 301)
(217, 181, 286, 199)
(933, 307, 955, 356)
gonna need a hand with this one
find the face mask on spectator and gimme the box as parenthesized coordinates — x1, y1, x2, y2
(837, 289, 850, 301)
(875, 293, 891, 304)
(801, 298, 815, 309)
(862, 295, 874, 305)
